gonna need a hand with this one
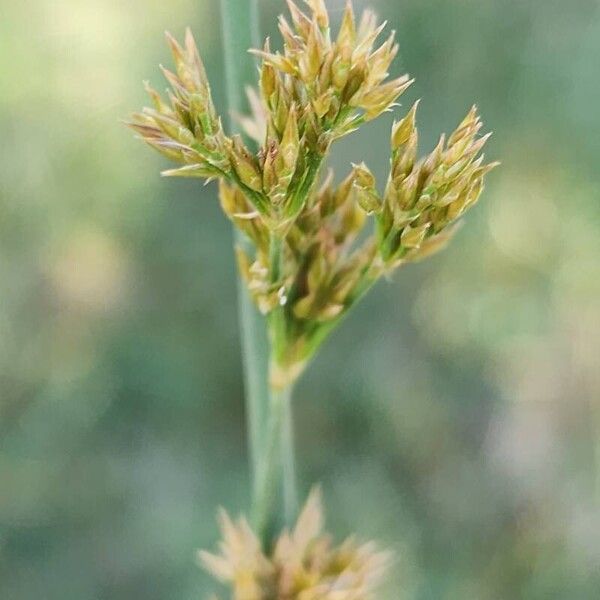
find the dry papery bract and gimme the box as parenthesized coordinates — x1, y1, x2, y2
(198, 488, 391, 600)
(128, 0, 497, 387)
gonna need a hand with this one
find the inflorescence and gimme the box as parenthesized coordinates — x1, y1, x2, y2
(128, 0, 497, 388)
(199, 489, 391, 600)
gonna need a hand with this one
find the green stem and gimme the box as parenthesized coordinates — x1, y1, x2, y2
(265, 231, 299, 538)
(281, 390, 298, 522)
(220, 0, 298, 545)
(251, 383, 295, 545)
(219, 0, 269, 503)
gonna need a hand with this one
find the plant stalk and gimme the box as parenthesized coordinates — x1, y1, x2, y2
(281, 389, 298, 522)
(251, 382, 296, 544)
(219, 0, 269, 498)
(220, 0, 298, 544)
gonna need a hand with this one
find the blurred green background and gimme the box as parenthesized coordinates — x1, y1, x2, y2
(1, 0, 599, 598)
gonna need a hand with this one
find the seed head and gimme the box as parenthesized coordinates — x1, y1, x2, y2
(198, 489, 391, 600)
(127, 1, 498, 387)
(374, 104, 499, 266)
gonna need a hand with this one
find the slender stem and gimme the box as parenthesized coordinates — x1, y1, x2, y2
(219, 0, 260, 105)
(219, 0, 268, 499)
(251, 383, 295, 544)
(220, 0, 298, 543)
(264, 230, 299, 538)
(281, 391, 298, 522)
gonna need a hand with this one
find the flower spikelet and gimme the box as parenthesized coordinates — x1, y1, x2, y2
(250, 0, 411, 139)
(127, 29, 230, 180)
(199, 489, 391, 600)
(373, 103, 499, 267)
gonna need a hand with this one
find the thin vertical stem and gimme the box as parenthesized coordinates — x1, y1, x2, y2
(220, 0, 298, 545)
(268, 229, 298, 531)
(251, 383, 295, 544)
(219, 0, 260, 102)
(218, 0, 268, 497)
(281, 392, 298, 522)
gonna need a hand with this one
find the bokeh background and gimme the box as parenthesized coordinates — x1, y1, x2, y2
(1, 0, 599, 598)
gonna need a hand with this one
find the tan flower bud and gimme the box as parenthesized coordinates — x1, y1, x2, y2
(408, 224, 461, 261)
(158, 65, 189, 101)
(164, 31, 191, 88)
(143, 81, 172, 115)
(352, 163, 381, 214)
(392, 130, 418, 182)
(293, 294, 316, 320)
(279, 106, 300, 173)
(316, 303, 345, 321)
(312, 90, 334, 119)
(422, 134, 445, 177)
(396, 169, 421, 210)
(340, 202, 367, 237)
(343, 60, 367, 103)
(315, 52, 332, 92)
(286, 0, 312, 40)
(230, 136, 263, 192)
(366, 33, 399, 88)
(333, 172, 356, 211)
(218, 180, 238, 218)
(337, 1, 356, 48)
(354, 19, 387, 65)
(278, 16, 301, 52)
(391, 100, 420, 150)
(306, 0, 329, 31)
(401, 223, 430, 249)
(144, 109, 195, 146)
(448, 105, 479, 146)
(249, 49, 297, 76)
(358, 76, 413, 118)
(183, 28, 209, 89)
(143, 139, 186, 163)
(331, 43, 352, 92)
(274, 94, 291, 137)
(161, 164, 217, 178)
(259, 43, 278, 106)
(390, 207, 417, 230)
(352, 162, 375, 189)
(262, 140, 279, 195)
(299, 22, 323, 83)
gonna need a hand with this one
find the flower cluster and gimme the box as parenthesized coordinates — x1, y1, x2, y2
(128, 29, 230, 180)
(199, 489, 391, 600)
(128, 0, 497, 386)
(357, 103, 499, 268)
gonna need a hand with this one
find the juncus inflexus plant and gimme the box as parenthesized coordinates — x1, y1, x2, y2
(127, 0, 497, 596)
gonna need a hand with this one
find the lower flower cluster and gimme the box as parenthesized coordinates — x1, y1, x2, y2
(199, 489, 391, 600)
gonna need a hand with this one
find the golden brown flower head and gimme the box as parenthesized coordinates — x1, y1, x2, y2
(127, 0, 498, 388)
(356, 103, 500, 268)
(127, 29, 230, 179)
(250, 0, 411, 142)
(198, 489, 391, 600)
